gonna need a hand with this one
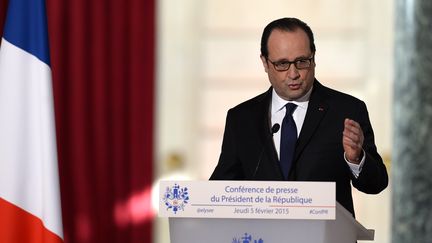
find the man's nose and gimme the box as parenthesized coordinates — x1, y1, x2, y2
(286, 64, 300, 80)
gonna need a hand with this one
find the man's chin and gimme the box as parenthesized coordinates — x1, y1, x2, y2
(285, 91, 305, 101)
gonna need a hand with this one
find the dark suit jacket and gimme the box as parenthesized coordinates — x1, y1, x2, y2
(210, 80, 388, 215)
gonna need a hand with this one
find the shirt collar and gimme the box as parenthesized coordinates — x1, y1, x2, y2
(271, 85, 313, 114)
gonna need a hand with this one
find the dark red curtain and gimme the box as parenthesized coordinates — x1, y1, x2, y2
(1, 0, 155, 242)
(0, 0, 7, 37)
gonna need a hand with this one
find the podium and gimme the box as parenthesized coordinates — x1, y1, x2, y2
(159, 181, 375, 243)
(168, 202, 374, 243)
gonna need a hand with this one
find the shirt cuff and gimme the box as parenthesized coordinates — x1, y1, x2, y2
(344, 149, 365, 178)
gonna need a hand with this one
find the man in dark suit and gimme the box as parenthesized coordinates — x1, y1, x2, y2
(210, 17, 388, 216)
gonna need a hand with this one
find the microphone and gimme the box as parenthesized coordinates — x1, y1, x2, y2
(252, 123, 280, 179)
(271, 123, 281, 134)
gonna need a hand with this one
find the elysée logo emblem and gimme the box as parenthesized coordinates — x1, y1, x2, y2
(232, 233, 263, 243)
(163, 183, 189, 214)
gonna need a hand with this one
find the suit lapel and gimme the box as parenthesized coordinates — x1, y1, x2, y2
(257, 88, 284, 178)
(294, 81, 328, 161)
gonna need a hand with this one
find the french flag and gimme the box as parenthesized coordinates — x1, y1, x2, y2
(0, 0, 64, 242)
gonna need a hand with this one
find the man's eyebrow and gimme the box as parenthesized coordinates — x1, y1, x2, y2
(274, 55, 312, 62)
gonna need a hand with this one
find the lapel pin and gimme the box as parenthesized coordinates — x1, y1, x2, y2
(318, 107, 324, 111)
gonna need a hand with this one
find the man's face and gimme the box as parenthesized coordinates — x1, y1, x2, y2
(260, 29, 315, 101)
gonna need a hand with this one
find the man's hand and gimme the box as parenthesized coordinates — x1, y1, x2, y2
(343, 118, 364, 164)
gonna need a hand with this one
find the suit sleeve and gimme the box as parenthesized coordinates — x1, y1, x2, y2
(351, 101, 389, 194)
(209, 109, 244, 180)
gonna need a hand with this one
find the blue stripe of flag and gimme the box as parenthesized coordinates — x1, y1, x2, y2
(3, 0, 50, 66)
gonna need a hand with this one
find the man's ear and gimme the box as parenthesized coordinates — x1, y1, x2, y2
(260, 55, 269, 73)
(312, 53, 316, 67)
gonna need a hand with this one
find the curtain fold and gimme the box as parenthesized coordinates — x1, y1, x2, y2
(0, 0, 156, 242)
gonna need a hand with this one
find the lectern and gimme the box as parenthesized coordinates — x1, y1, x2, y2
(159, 181, 375, 243)
(169, 202, 373, 243)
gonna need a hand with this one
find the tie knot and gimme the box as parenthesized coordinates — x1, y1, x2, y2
(285, 103, 297, 115)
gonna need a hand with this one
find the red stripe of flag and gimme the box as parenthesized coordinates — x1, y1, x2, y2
(0, 198, 63, 243)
